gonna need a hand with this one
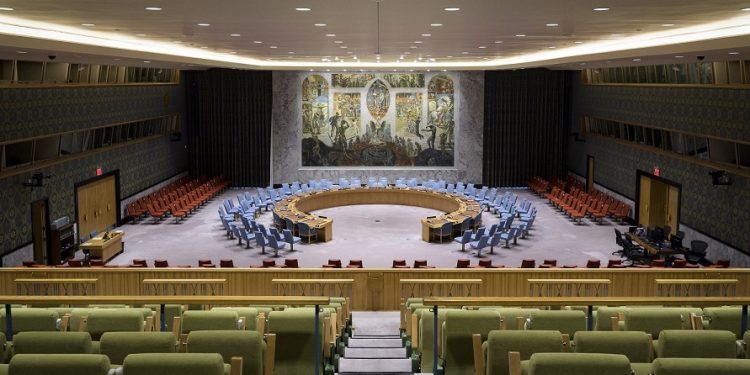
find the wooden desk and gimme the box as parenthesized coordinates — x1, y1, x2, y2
(274, 188, 481, 243)
(624, 232, 679, 256)
(80, 231, 124, 263)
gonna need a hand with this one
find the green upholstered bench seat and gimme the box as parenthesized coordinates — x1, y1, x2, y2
(9, 354, 110, 375)
(11, 331, 93, 355)
(100, 331, 177, 365)
(651, 358, 750, 375)
(123, 353, 225, 375)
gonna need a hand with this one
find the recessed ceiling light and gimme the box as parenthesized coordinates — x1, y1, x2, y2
(675, 55, 684, 58)
(444, 7, 460, 11)
(135, 33, 147, 37)
(288, 51, 295, 54)
(309, 69, 314, 71)
(353, 56, 358, 59)
(430, 23, 443, 27)
(494, 41, 503, 44)
(515, 34, 526, 37)
(230, 33, 241, 37)
(446, 55, 453, 58)
(548, 46, 556, 49)
(593, 7, 610, 11)
(270, 45, 277, 48)
(197, 23, 210, 27)
(546, 23, 559, 27)
(145, 7, 162, 11)
(143, 60, 151, 63)
(346, 51, 353, 54)
(295, 7, 311, 11)
(478, 46, 486, 49)
(461, 51, 469, 54)
(200, 46, 208, 49)
(410, 46, 417, 49)
(632, 58, 641, 62)
(17, 50, 27, 54)
(81, 23, 95, 27)
(334, 40, 343, 43)
(229, 51, 237, 54)
(414, 41, 423, 44)
(728, 51, 740, 55)
(325, 33, 336, 37)
(742, 8, 750, 11)
(574, 41, 584, 44)
(314, 23, 327, 27)
(0, 7, 14, 11)
(661, 23, 675, 27)
(340, 46, 348, 49)
(422, 33, 431, 37)
(253, 41, 262, 44)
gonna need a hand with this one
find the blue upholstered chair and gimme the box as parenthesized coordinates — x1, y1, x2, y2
(499, 227, 521, 248)
(487, 223, 499, 237)
(282, 229, 302, 251)
(269, 227, 284, 242)
(254, 232, 267, 254)
(266, 235, 287, 257)
(297, 222, 318, 243)
(487, 232, 503, 254)
(284, 218, 297, 235)
(433, 222, 454, 243)
(257, 223, 271, 236)
(236, 227, 255, 249)
(453, 230, 473, 252)
(472, 227, 486, 241)
(469, 235, 492, 257)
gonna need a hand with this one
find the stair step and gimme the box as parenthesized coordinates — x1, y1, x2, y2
(351, 334, 401, 339)
(338, 358, 412, 373)
(347, 338, 404, 348)
(344, 347, 407, 358)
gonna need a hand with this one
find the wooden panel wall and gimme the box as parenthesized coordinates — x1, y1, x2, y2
(76, 174, 117, 239)
(3, 268, 748, 310)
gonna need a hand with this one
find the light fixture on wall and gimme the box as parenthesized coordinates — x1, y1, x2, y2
(23, 173, 52, 190)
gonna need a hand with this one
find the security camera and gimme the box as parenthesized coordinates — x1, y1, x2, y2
(48, 55, 56, 60)
(696, 55, 705, 61)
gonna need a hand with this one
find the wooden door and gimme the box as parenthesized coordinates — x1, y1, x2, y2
(77, 174, 117, 241)
(31, 199, 49, 264)
(649, 180, 668, 229)
(666, 185, 680, 234)
(586, 156, 595, 192)
(638, 176, 651, 228)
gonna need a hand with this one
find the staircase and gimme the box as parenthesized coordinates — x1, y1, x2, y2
(338, 311, 414, 375)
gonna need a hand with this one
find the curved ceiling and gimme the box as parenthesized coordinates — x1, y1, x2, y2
(0, 0, 750, 70)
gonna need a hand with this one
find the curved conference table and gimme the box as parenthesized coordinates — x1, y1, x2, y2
(274, 187, 483, 242)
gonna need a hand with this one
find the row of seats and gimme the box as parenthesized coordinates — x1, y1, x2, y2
(401, 301, 750, 374)
(0, 301, 352, 375)
(128, 176, 229, 223)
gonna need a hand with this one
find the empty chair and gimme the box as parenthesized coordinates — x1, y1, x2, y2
(453, 230, 472, 252)
(516, 352, 632, 375)
(267, 310, 327, 375)
(703, 307, 750, 338)
(573, 330, 652, 363)
(392, 259, 409, 268)
(132, 259, 148, 267)
(284, 258, 299, 268)
(236, 227, 256, 248)
(442, 310, 501, 374)
(346, 260, 363, 268)
(656, 330, 737, 359)
(469, 235, 492, 257)
(262, 259, 278, 268)
(297, 222, 318, 243)
(187, 330, 272, 375)
(198, 259, 212, 267)
(322, 259, 342, 268)
(478, 259, 502, 268)
(527, 310, 587, 337)
(282, 229, 301, 251)
(413, 260, 434, 269)
(154, 259, 169, 268)
(8, 354, 111, 375)
(586, 259, 601, 268)
(456, 259, 471, 268)
(89, 259, 104, 267)
(432, 222, 454, 243)
(479, 330, 564, 375)
(623, 307, 702, 339)
(67, 259, 83, 267)
(686, 240, 708, 264)
(0, 308, 60, 334)
(254, 232, 268, 254)
(99, 331, 177, 365)
(82, 309, 147, 340)
(11, 331, 94, 355)
(651, 358, 750, 375)
(266, 235, 287, 257)
(521, 259, 536, 268)
(499, 227, 521, 247)
(178, 311, 241, 347)
(122, 353, 229, 375)
(220, 259, 235, 268)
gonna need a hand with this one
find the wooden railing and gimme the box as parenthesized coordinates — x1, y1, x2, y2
(272, 278, 353, 317)
(655, 279, 739, 297)
(14, 278, 98, 296)
(142, 278, 226, 296)
(528, 279, 610, 297)
(1, 268, 749, 311)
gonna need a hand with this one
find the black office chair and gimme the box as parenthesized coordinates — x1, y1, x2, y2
(685, 240, 708, 264)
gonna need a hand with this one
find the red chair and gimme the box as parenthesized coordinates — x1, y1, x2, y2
(132, 259, 148, 267)
(413, 260, 435, 269)
(22, 261, 37, 267)
(346, 260, 363, 268)
(562, 265, 578, 268)
(477, 259, 501, 268)
(322, 259, 342, 268)
(201, 264, 216, 268)
(284, 258, 299, 268)
(154, 259, 169, 268)
(607, 259, 624, 268)
(219, 259, 234, 268)
(709, 259, 730, 268)
(671, 259, 686, 268)
(392, 259, 409, 268)
(67, 259, 83, 267)
(543, 259, 557, 267)
(520, 259, 535, 268)
(198, 259, 213, 267)
(586, 259, 601, 268)
(262, 259, 277, 268)
(651, 259, 666, 267)
(89, 259, 105, 267)
(456, 259, 471, 268)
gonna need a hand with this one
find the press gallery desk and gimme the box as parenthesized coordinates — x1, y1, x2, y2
(80, 230, 124, 263)
(273, 188, 482, 242)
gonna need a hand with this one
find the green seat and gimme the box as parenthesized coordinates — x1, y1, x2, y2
(623, 307, 701, 339)
(703, 307, 749, 339)
(0, 308, 59, 334)
(211, 307, 259, 331)
(85, 309, 146, 340)
(527, 352, 632, 375)
(573, 331, 652, 363)
(123, 353, 225, 375)
(484, 308, 540, 330)
(0, 332, 7, 364)
(188, 330, 266, 375)
(527, 310, 586, 337)
(418, 308, 454, 372)
(656, 330, 737, 358)
(11, 331, 93, 355)
(100, 331, 177, 365)
(651, 358, 750, 375)
(144, 304, 184, 332)
(483, 330, 564, 375)
(268, 310, 324, 375)
(181, 310, 240, 333)
(8, 354, 110, 375)
(442, 310, 501, 375)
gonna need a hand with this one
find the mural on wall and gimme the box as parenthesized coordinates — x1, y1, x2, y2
(301, 72, 455, 167)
